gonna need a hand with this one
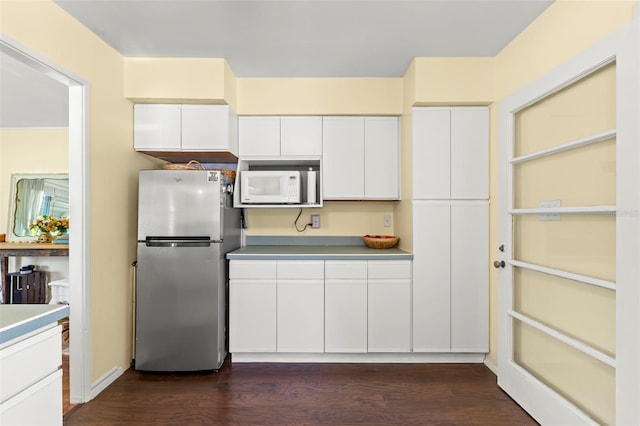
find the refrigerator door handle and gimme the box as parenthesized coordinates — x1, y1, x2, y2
(144, 236, 219, 247)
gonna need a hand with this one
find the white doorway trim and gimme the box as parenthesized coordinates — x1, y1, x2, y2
(0, 33, 92, 403)
(496, 19, 640, 425)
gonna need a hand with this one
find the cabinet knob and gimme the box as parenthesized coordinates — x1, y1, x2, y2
(493, 260, 506, 269)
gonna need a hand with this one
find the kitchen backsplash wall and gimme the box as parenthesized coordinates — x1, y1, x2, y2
(245, 201, 395, 236)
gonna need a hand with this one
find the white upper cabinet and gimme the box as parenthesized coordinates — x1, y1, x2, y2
(412, 108, 450, 200)
(281, 116, 323, 156)
(134, 104, 182, 151)
(323, 116, 400, 200)
(238, 116, 280, 157)
(450, 109, 489, 199)
(134, 104, 238, 155)
(322, 117, 365, 199)
(412, 107, 488, 200)
(181, 105, 238, 152)
(239, 116, 322, 157)
(364, 117, 400, 199)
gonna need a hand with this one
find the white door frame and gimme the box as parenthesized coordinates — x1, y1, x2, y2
(0, 33, 92, 403)
(497, 19, 640, 425)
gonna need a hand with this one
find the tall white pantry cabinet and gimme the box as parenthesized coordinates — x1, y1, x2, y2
(411, 107, 489, 353)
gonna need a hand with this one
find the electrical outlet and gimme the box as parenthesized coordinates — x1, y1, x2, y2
(383, 214, 392, 227)
(311, 214, 320, 229)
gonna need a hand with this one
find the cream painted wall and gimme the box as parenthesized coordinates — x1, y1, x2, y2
(236, 78, 403, 115)
(124, 58, 230, 103)
(487, 0, 636, 370)
(1, 0, 163, 383)
(395, 61, 416, 252)
(412, 57, 494, 106)
(0, 128, 70, 282)
(246, 202, 395, 237)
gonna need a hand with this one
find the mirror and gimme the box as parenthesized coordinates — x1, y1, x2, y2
(7, 173, 69, 241)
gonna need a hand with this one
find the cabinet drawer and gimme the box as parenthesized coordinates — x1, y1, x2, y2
(325, 260, 367, 279)
(277, 260, 324, 279)
(0, 325, 61, 403)
(368, 260, 412, 279)
(0, 369, 62, 426)
(229, 260, 277, 280)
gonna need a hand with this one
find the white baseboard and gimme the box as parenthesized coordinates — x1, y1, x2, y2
(90, 366, 124, 400)
(231, 352, 486, 363)
(484, 357, 498, 376)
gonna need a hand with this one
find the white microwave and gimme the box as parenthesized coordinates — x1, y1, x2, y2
(240, 170, 302, 204)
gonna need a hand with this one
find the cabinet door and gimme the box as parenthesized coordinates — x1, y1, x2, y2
(412, 202, 451, 352)
(133, 104, 181, 151)
(181, 105, 230, 151)
(277, 280, 324, 352)
(364, 117, 399, 199)
(450, 108, 489, 199)
(281, 116, 322, 156)
(322, 117, 365, 199)
(368, 279, 411, 352)
(229, 279, 277, 352)
(325, 280, 367, 353)
(238, 116, 280, 157)
(451, 202, 489, 352)
(412, 108, 450, 199)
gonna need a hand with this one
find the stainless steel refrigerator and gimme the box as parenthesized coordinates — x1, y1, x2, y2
(135, 169, 240, 371)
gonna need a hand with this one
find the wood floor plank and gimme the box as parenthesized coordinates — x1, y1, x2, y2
(64, 361, 537, 425)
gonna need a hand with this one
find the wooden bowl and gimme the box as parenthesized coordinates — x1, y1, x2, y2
(363, 235, 399, 249)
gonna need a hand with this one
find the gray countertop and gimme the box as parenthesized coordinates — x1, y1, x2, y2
(0, 304, 70, 345)
(227, 245, 412, 260)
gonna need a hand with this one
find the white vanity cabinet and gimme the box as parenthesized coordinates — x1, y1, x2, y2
(229, 260, 277, 352)
(0, 325, 63, 426)
(322, 116, 399, 200)
(367, 260, 412, 352)
(324, 261, 368, 353)
(238, 116, 322, 157)
(134, 104, 238, 155)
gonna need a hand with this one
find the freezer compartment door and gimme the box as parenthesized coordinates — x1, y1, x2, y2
(135, 243, 226, 371)
(138, 170, 222, 240)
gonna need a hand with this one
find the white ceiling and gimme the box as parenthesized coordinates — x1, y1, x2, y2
(1, 0, 553, 127)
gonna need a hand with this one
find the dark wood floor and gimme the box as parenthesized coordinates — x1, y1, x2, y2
(64, 360, 537, 425)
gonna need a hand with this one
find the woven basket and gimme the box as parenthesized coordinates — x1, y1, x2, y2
(163, 160, 204, 170)
(213, 169, 237, 181)
(363, 235, 399, 249)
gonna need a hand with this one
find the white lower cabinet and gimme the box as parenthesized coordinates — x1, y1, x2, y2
(229, 260, 277, 352)
(450, 203, 489, 352)
(325, 261, 367, 353)
(229, 258, 413, 356)
(0, 325, 63, 426)
(277, 260, 325, 352)
(368, 261, 412, 352)
(412, 201, 489, 353)
(277, 280, 324, 352)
